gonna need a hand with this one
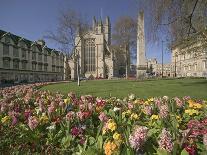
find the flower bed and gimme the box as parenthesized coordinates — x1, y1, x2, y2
(0, 84, 207, 154)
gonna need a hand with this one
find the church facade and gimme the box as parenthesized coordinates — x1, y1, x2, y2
(69, 17, 121, 79)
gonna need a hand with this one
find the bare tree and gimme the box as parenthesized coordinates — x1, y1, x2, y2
(44, 9, 89, 55)
(113, 16, 137, 78)
(137, 0, 207, 46)
(44, 8, 89, 86)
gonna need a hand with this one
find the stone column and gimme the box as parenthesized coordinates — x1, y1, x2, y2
(137, 11, 147, 79)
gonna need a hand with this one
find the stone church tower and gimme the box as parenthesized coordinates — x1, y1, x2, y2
(68, 16, 114, 80)
(137, 11, 147, 78)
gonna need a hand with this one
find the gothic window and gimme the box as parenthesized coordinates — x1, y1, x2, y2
(84, 38, 95, 72)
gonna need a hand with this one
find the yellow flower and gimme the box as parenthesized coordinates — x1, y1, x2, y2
(185, 109, 199, 116)
(130, 113, 139, 120)
(113, 132, 121, 141)
(102, 126, 107, 135)
(122, 110, 132, 118)
(150, 114, 159, 120)
(1, 116, 10, 124)
(107, 119, 117, 131)
(40, 114, 49, 124)
(188, 100, 202, 109)
(134, 99, 140, 104)
(104, 141, 117, 155)
(176, 115, 182, 123)
(144, 101, 149, 105)
(148, 98, 154, 102)
(64, 98, 70, 104)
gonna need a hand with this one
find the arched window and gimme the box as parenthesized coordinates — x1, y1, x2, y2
(84, 38, 95, 72)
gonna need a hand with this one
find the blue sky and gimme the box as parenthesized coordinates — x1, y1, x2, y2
(0, 0, 171, 64)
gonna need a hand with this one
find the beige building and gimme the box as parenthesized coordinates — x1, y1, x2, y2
(0, 30, 67, 84)
(147, 58, 171, 77)
(68, 17, 129, 79)
(171, 30, 207, 77)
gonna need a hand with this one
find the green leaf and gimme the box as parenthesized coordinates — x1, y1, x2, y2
(97, 135, 103, 150)
(157, 148, 169, 155)
(89, 136, 96, 145)
(180, 149, 189, 155)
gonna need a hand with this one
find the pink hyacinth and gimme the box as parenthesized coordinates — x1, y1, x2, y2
(129, 126, 148, 151)
(203, 134, 207, 149)
(128, 102, 134, 109)
(66, 111, 75, 121)
(71, 126, 83, 137)
(159, 104, 169, 119)
(158, 128, 174, 152)
(48, 105, 55, 114)
(28, 116, 39, 130)
(98, 112, 108, 122)
(144, 106, 152, 115)
(174, 97, 184, 107)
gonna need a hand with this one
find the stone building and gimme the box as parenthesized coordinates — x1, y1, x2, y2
(147, 58, 171, 77)
(0, 30, 67, 84)
(171, 30, 207, 77)
(68, 17, 128, 79)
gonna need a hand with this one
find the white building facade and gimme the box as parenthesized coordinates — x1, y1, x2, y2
(171, 31, 207, 77)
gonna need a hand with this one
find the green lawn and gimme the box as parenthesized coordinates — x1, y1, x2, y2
(40, 78, 207, 99)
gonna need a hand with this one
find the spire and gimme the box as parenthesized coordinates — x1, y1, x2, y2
(92, 16, 96, 30)
(105, 16, 110, 25)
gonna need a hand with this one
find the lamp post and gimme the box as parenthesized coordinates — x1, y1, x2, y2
(161, 40, 164, 78)
(74, 48, 80, 86)
(174, 54, 177, 77)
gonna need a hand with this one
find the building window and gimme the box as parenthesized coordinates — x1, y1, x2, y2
(44, 65, 47, 71)
(32, 63, 36, 70)
(188, 65, 191, 71)
(13, 60, 19, 69)
(56, 66, 59, 72)
(38, 64, 42, 71)
(44, 55, 47, 62)
(22, 49, 26, 59)
(3, 59, 10, 68)
(52, 56, 55, 65)
(38, 53, 42, 61)
(3, 44, 9, 55)
(22, 62, 27, 70)
(13, 47, 19, 57)
(203, 61, 207, 69)
(52, 66, 55, 72)
(194, 64, 197, 71)
(32, 52, 36, 60)
(84, 38, 95, 72)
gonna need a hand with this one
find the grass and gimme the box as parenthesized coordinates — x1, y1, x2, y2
(40, 78, 207, 99)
